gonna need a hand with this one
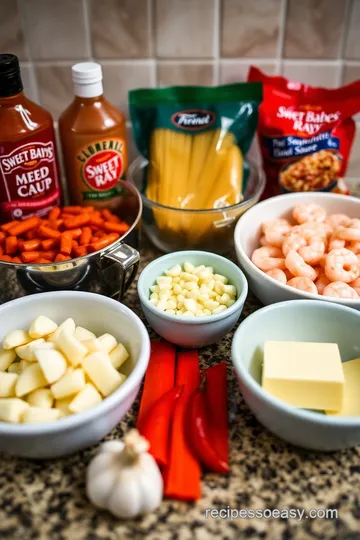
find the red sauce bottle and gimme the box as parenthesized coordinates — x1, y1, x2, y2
(0, 54, 61, 223)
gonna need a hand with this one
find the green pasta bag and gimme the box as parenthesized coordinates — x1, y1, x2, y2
(129, 83, 262, 211)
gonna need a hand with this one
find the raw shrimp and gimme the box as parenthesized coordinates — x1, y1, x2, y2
(328, 235, 345, 251)
(315, 274, 331, 295)
(324, 248, 360, 283)
(336, 219, 360, 242)
(251, 246, 286, 272)
(298, 236, 325, 265)
(285, 250, 317, 280)
(259, 235, 270, 246)
(266, 268, 287, 284)
(347, 241, 360, 255)
(287, 277, 318, 294)
(262, 219, 292, 247)
(292, 203, 326, 224)
(298, 221, 331, 240)
(349, 277, 360, 296)
(326, 214, 351, 230)
(282, 233, 306, 257)
(323, 282, 359, 299)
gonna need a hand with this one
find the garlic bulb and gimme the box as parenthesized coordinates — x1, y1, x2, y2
(86, 429, 163, 519)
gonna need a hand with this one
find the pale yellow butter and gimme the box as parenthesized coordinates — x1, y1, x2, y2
(326, 358, 360, 416)
(262, 341, 344, 411)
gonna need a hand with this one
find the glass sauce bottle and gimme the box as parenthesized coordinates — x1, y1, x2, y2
(59, 62, 128, 210)
(0, 54, 61, 223)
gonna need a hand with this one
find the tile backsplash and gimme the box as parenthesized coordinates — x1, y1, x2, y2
(2, 0, 360, 176)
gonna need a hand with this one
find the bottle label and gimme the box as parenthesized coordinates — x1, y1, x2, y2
(77, 138, 126, 201)
(0, 129, 61, 221)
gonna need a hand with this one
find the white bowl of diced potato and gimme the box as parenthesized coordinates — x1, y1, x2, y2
(0, 291, 150, 458)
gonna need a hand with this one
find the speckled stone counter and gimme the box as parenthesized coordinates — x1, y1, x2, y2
(1, 239, 360, 540)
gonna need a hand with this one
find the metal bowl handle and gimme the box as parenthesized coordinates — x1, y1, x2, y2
(101, 243, 140, 300)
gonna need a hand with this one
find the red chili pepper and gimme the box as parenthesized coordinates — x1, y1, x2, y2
(187, 387, 229, 474)
(204, 362, 228, 465)
(139, 385, 183, 468)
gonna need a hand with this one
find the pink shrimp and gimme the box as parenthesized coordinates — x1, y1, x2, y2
(251, 246, 286, 272)
(328, 235, 346, 251)
(259, 235, 270, 246)
(336, 219, 360, 242)
(287, 277, 318, 295)
(315, 274, 331, 295)
(323, 282, 359, 299)
(282, 233, 306, 257)
(292, 203, 326, 224)
(324, 248, 360, 283)
(326, 214, 351, 230)
(262, 219, 292, 247)
(266, 268, 287, 284)
(349, 277, 360, 296)
(347, 241, 360, 255)
(285, 250, 317, 280)
(298, 236, 325, 265)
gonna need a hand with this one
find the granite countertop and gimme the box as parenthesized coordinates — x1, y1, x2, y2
(1, 240, 360, 540)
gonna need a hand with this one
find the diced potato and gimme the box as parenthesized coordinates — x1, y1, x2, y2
(57, 330, 88, 367)
(19, 359, 32, 372)
(82, 338, 103, 354)
(26, 388, 53, 409)
(83, 352, 125, 397)
(34, 342, 58, 350)
(0, 372, 18, 397)
(68, 383, 102, 413)
(48, 318, 76, 343)
(15, 338, 45, 361)
(29, 316, 58, 339)
(34, 349, 67, 384)
(98, 333, 117, 354)
(16, 363, 47, 397)
(74, 327, 96, 342)
(0, 398, 29, 422)
(55, 396, 73, 415)
(22, 406, 61, 423)
(3, 330, 31, 350)
(51, 368, 85, 399)
(7, 362, 21, 375)
(0, 347, 16, 371)
(109, 343, 129, 370)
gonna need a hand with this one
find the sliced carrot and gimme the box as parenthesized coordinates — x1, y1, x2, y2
(103, 221, 129, 235)
(9, 216, 40, 236)
(48, 219, 63, 230)
(1, 220, 19, 232)
(5, 236, 18, 255)
(0, 231, 6, 245)
(12, 256, 22, 263)
(41, 238, 58, 250)
(87, 233, 119, 252)
(60, 232, 72, 255)
(0, 246, 3, 256)
(41, 250, 56, 261)
(0, 255, 12, 262)
(137, 341, 176, 429)
(25, 230, 37, 240)
(55, 253, 71, 262)
(204, 363, 228, 466)
(164, 350, 201, 501)
(61, 206, 82, 214)
(38, 225, 61, 239)
(66, 228, 82, 239)
(73, 245, 87, 258)
(89, 215, 104, 228)
(21, 251, 41, 263)
(34, 258, 52, 264)
(19, 239, 41, 252)
(48, 207, 61, 220)
(63, 214, 90, 229)
(72, 240, 79, 251)
(79, 226, 92, 245)
(101, 209, 118, 223)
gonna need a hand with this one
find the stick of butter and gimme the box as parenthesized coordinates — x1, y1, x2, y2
(262, 341, 344, 411)
(326, 358, 360, 416)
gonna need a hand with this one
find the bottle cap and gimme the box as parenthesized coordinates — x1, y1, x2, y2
(72, 62, 103, 98)
(0, 54, 23, 97)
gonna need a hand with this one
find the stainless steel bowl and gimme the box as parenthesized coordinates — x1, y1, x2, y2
(0, 181, 142, 304)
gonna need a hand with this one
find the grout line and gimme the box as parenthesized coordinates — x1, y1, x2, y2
(337, 0, 353, 86)
(16, 0, 40, 103)
(148, 0, 157, 86)
(82, 0, 93, 60)
(213, 0, 221, 85)
(276, 0, 287, 75)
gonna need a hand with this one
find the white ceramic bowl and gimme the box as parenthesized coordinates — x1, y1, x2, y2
(234, 192, 360, 309)
(232, 300, 360, 451)
(0, 291, 150, 459)
(138, 251, 248, 348)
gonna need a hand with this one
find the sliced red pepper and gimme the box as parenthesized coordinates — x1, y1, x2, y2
(139, 385, 183, 468)
(204, 362, 228, 465)
(137, 340, 176, 429)
(188, 387, 229, 474)
(164, 350, 201, 501)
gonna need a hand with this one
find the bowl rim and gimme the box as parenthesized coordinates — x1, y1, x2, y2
(127, 156, 266, 214)
(0, 290, 150, 435)
(138, 250, 248, 324)
(232, 299, 360, 425)
(234, 191, 360, 304)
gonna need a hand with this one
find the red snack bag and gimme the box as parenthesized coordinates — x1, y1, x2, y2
(248, 66, 360, 199)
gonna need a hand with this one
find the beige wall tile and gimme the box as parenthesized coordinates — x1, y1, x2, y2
(36, 65, 73, 119)
(220, 61, 276, 84)
(155, 0, 215, 58)
(102, 61, 153, 118)
(157, 63, 214, 86)
(91, 0, 151, 59)
(221, 0, 281, 58)
(19, 64, 37, 103)
(281, 62, 340, 87)
(19, 0, 88, 60)
(345, 0, 360, 60)
(343, 64, 360, 85)
(0, 1, 27, 59)
(347, 123, 360, 178)
(284, 0, 346, 59)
